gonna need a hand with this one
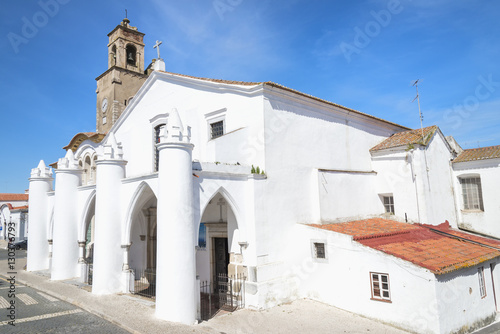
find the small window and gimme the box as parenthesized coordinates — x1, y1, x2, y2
(370, 272, 391, 302)
(154, 124, 165, 172)
(314, 242, 325, 259)
(210, 120, 224, 139)
(311, 240, 328, 262)
(103, 116, 107, 125)
(460, 177, 484, 211)
(383, 196, 394, 215)
(478, 267, 487, 298)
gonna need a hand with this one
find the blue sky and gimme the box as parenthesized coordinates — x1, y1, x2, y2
(1, 0, 500, 193)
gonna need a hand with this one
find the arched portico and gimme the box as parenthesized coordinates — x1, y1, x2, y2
(77, 191, 96, 283)
(197, 187, 247, 319)
(125, 181, 158, 297)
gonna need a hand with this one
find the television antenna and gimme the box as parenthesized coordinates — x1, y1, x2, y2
(412, 79, 424, 142)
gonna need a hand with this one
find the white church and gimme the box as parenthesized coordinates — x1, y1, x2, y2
(27, 18, 500, 334)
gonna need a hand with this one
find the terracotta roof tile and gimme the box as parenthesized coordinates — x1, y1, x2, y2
(370, 125, 438, 152)
(308, 219, 500, 275)
(0, 193, 29, 201)
(309, 218, 420, 240)
(453, 145, 500, 163)
(63, 132, 106, 152)
(11, 205, 28, 210)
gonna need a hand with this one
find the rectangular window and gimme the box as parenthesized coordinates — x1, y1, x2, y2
(210, 120, 224, 139)
(478, 267, 487, 298)
(370, 272, 391, 302)
(383, 196, 394, 214)
(460, 177, 484, 211)
(102, 116, 107, 125)
(314, 242, 326, 259)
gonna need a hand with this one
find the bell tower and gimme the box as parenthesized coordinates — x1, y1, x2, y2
(95, 18, 149, 133)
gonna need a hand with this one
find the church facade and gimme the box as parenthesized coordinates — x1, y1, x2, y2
(27, 19, 500, 333)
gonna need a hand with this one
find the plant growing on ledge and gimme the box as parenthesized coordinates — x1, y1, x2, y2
(251, 165, 266, 176)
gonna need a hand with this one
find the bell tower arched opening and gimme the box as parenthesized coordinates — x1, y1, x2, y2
(126, 44, 137, 66)
(96, 18, 148, 133)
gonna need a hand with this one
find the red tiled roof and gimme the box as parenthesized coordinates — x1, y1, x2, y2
(309, 218, 420, 240)
(453, 145, 500, 163)
(309, 219, 500, 275)
(0, 193, 29, 201)
(159, 71, 410, 131)
(11, 205, 28, 210)
(370, 125, 438, 152)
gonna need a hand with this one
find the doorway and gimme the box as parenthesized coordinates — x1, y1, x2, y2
(213, 237, 229, 284)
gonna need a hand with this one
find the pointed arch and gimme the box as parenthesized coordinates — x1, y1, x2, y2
(123, 181, 157, 245)
(47, 208, 54, 240)
(79, 190, 96, 241)
(198, 186, 244, 241)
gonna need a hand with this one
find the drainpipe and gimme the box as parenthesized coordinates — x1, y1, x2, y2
(409, 149, 422, 223)
(448, 159, 460, 227)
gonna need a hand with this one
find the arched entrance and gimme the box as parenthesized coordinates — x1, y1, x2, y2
(79, 192, 95, 285)
(128, 183, 157, 298)
(197, 191, 246, 319)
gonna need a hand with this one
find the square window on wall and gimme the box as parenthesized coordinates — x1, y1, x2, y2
(311, 240, 328, 263)
(370, 272, 391, 302)
(380, 195, 394, 215)
(205, 108, 227, 141)
(459, 176, 485, 211)
(210, 120, 224, 139)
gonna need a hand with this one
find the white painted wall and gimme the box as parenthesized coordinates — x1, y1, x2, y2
(371, 133, 458, 227)
(435, 264, 498, 334)
(453, 158, 500, 238)
(111, 73, 266, 180)
(414, 134, 458, 227)
(317, 171, 379, 222)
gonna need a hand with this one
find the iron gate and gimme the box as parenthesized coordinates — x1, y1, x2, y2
(200, 273, 246, 320)
(132, 269, 156, 298)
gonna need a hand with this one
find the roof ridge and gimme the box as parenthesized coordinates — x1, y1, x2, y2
(157, 71, 410, 130)
(353, 229, 415, 241)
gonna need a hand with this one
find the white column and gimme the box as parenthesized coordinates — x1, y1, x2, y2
(92, 133, 127, 294)
(156, 108, 196, 324)
(51, 150, 82, 280)
(121, 244, 134, 293)
(27, 160, 53, 272)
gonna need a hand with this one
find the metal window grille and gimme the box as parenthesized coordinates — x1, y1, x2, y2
(478, 267, 487, 298)
(371, 272, 390, 301)
(314, 242, 326, 259)
(383, 196, 394, 214)
(154, 124, 165, 172)
(211, 121, 224, 139)
(460, 177, 484, 211)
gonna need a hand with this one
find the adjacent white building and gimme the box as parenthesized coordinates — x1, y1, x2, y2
(26, 18, 500, 333)
(0, 193, 29, 242)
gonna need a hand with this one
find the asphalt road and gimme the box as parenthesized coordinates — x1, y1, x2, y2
(0, 248, 130, 334)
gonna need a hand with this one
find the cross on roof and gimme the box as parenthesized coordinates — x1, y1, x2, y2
(154, 40, 162, 59)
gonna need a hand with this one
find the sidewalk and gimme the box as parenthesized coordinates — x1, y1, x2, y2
(0, 248, 411, 334)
